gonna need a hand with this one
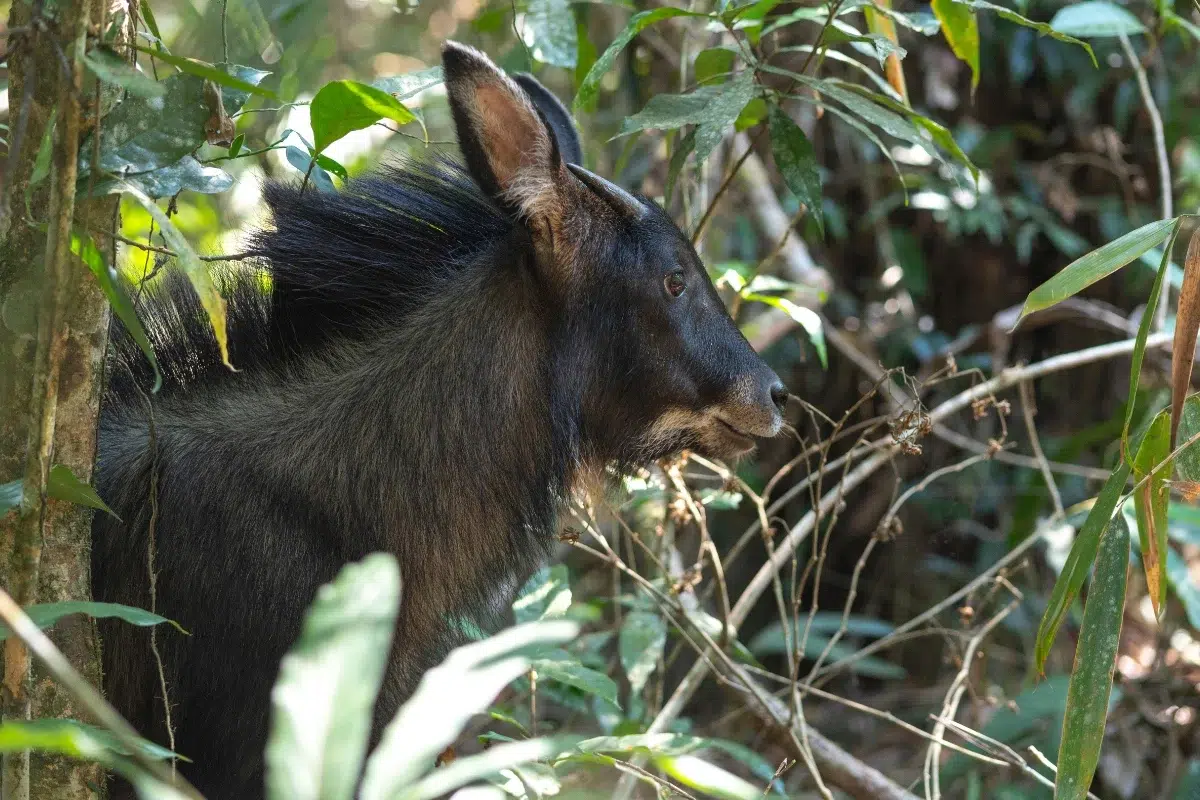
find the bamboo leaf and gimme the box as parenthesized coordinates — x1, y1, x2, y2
(0, 601, 184, 641)
(1056, 513, 1129, 800)
(1176, 395, 1200, 482)
(932, 0, 980, 90)
(1171, 227, 1200, 449)
(1018, 218, 1178, 321)
(1132, 411, 1171, 617)
(46, 464, 117, 518)
(1123, 220, 1180, 447)
(1035, 462, 1130, 672)
(956, 0, 1096, 63)
(768, 104, 824, 237)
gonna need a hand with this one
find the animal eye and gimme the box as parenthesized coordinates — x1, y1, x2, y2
(664, 270, 686, 298)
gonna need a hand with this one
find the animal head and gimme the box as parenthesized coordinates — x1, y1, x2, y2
(442, 42, 786, 463)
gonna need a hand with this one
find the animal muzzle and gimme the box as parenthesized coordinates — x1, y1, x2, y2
(712, 370, 787, 441)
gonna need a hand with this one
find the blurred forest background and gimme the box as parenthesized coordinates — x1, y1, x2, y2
(2, 0, 1200, 798)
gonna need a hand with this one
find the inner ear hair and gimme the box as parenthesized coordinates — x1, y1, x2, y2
(442, 41, 564, 221)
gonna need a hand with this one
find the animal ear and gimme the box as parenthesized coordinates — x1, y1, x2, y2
(442, 42, 568, 224)
(511, 73, 583, 166)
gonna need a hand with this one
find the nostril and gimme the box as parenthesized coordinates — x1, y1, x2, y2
(769, 381, 789, 412)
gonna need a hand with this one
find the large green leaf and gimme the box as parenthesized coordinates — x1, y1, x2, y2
(1018, 218, 1178, 321)
(92, 156, 234, 199)
(84, 46, 164, 99)
(72, 232, 160, 391)
(358, 620, 579, 800)
(741, 293, 827, 367)
(406, 736, 580, 800)
(265, 554, 401, 800)
(620, 73, 757, 164)
(1035, 461, 1131, 672)
(79, 65, 268, 179)
(513, 564, 572, 623)
(694, 47, 738, 85)
(46, 464, 117, 517)
(618, 610, 667, 694)
(768, 104, 824, 237)
(1056, 514, 1129, 800)
(957, 0, 1095, 63)
(309, 80, 416, 154)
(526, 0, 578, 68)
(118, 182, 232, 368)
(656, 755, 762, 800)
(532, 649, 621, 708)
(573, 8, 711, 112)
(132, 46, 277, 97)
(0, 601, 183, 642)
(1050, 0, 1147, 38)
(932, 0, 980, 89)
(0, 719, 186, 800)
(1132, 411, 1171, 617)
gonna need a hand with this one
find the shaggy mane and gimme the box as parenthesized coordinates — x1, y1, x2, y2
(107, 155, 509, 402)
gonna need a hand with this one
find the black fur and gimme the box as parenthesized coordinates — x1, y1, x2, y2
(92, 44, 785, 799)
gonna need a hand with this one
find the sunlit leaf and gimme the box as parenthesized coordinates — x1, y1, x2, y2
(359, 620, 579, 800)
(132, 46, 276, 97)
(84, 46, 163, 98)
(1050, 0, 1147, 38)
(1171, 227, 1200, 448)
(863, 0, 910, 103)
(958, 0, 1095, 63)
(372, 66, 444, 100)
(265, 554, 401, 800)
(741, 293, 827, 368)
(1018, 218, 1178, 321)
(310, 80, 416, 154)
(1056, 513, 1129, 800)
(619, 611, 666, 694)
(574, 8, 711, 112)
(71, 232, 160, 391)
(1035, 462, 1130, 672)
(513, 564, 571, 623)
(1132, 411, 1171, 617)
(119, 182, 232, 368)
(228, 133, 245, 158)
(655, 754, 761, 800)
(406, 737, 579, 800)
(526, 0, 577, 67)
(0, 601, 183, 642)
(932, 0, 980, 90)
(768, 104, 824, 236)
(695, 47, 737, 85)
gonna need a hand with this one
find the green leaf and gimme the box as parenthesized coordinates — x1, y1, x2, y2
(359, 620, 579, 800)
(734, 97, 768, 131)
(132, 46, 277, 97)
(655, 755, 761, 800)
(79, 65, 268, 179)
(0, 719, 187, 799)
(1056, 513, 1129, 800)
(932, 0, 980, 90)
(619, 611, 667, 694)
(1122, 220, 1181, 444)
(0, 601, 184, 642)
(1166, 547, 1200, 631)
(1165, 9, 1200, 42)
(513, 564, 572, 623)
(748, 622, 905, 679)
(315, 153, 348, 182)
(309, 80, 415, 154)
(526, 0, 578, 68)
(532, 650, 621, 707)
(1050, 0, 1147, 38)
(1132, 411, 1171, 617)
(1034, 462, 1131, 672)
(71, 232, 160, 391)
(45, 464, 116, 517)
(695, 47, 738, 85)
(228, 133, 245, 158)
(284, 146, 336, 194)
(768, 104, 824, 237)
(139, 0, 164, 47)
(406, 736, 580, 800)
(741, 293, 827, 367)
(574, 8, 711, 113)
(1175, 395, 1200, 482)
(118, 182, 233, 369)
(91, 155, 234, 199)
(84, 46, 164, 99)
(371, 66, 444, 100)
(265, 553, 401, 800)
(1018, 218, 1178, 321)
(620, 73, 757, 164)
(956, 0, 1096, 63)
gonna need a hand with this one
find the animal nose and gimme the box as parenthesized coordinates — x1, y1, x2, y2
(769, 381, 789, 412)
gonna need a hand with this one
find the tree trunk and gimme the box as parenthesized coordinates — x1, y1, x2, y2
(1, 0, 128, 797)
